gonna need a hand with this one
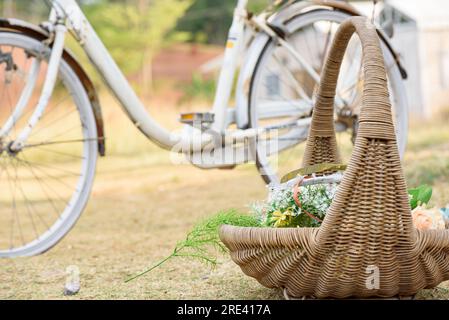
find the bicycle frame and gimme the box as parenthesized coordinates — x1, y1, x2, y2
(6, 1, 317, 154)
(49, 0, 192, 150)
(18, 0, 252, 149)
(4, 0, 379, 168)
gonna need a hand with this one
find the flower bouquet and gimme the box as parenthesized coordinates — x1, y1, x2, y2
(252, 164, 342, 228)
(409, 184, 449, 230)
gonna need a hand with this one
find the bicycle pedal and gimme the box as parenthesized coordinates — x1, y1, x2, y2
(179, 112, 215, 125)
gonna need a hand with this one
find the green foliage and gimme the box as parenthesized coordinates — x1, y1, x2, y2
(83, 0, 193, 75)
(0, 0, 48, 22)
(179, 73, 216, 104)
(126, 210, 260, 281)
(175, 0, 272, 44)
(408, 184, 433, 210)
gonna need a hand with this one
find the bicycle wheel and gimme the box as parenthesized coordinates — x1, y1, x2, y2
(249, 9, 408, 184)
(0, 32, 98, 257)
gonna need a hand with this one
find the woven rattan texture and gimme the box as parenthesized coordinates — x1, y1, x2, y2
(219, 17, 449, 298)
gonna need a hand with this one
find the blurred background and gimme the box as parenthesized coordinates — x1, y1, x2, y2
(0, 0, 448, 299)
(0, 0, 278, 156)
(3, 0, 449, 119)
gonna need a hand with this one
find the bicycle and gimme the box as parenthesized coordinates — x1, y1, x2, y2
(0, 0, 408, 257)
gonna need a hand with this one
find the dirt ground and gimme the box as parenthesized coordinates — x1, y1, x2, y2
(0, 149, 286, 299)
(1, 101, 449, 300)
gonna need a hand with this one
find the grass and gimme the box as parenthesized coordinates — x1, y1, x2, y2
(404, 113, 449, 207)
(0, 93, 449, 299)
(124, 210, 261, 283)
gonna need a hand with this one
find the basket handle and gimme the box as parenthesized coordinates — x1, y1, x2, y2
(311, 17, 413, 242)
(309, 16, 396, 142)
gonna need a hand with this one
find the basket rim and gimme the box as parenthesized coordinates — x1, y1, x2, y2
(219, 224, 320, 231)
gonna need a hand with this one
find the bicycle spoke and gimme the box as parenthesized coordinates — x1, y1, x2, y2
(38, 123, 83, 142)
(23, 137, 100, 149)
(6, 84, 15, 131)
(261, 59, 314, 113)
(17, 157, 63, 222)
(320, 21, 333, 68)
(10, 157, 39, 241)
(29, 97, 75, 138)
(15, 156, 81, 177)
(261, 79, 308, 119)
(17, 155, 72, 212)
(303, 26, 314, 68)
(271, 52, 312, 103)
(32, 146, 86, 160)
(15, 78, 65, 125)
(3, 160, 25, 248)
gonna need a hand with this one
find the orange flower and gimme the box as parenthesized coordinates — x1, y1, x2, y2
(412, 207, 432, 230)
(412, 206, 445, 230)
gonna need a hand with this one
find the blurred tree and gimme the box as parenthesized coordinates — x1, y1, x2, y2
(1, 0, 47, 22)
(175, 0, 271, 45)
(83, 0, 193, 95)
(2, 0, 15, 17)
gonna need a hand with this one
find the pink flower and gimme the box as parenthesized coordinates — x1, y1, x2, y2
(412, 206, 446, 230)
(412, 207, 432, 230)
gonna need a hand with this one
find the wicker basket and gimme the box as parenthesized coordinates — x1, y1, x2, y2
(219, 17, 449, 299)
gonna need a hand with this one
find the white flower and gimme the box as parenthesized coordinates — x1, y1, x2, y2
(250, 201, 267, 223)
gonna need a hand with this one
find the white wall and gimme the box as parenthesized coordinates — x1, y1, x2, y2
(390, 23, 425, 117)
(419, 28, 449, 117)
